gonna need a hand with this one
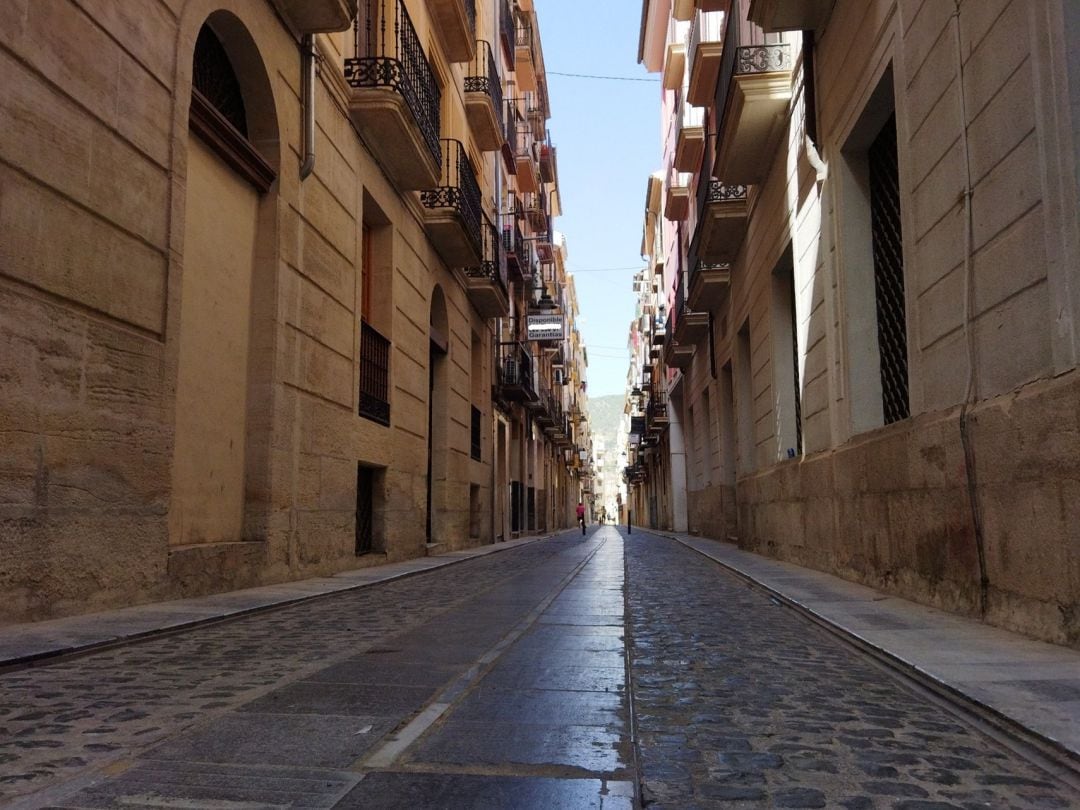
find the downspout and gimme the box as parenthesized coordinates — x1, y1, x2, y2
(299, 33, 317, 180)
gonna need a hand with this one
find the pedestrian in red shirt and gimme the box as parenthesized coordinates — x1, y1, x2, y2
(576, 501, 586, 536)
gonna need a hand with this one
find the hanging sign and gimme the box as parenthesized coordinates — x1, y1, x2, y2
(527, 314, 565, 342)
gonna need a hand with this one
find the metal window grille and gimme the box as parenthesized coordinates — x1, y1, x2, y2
(346, 0, 441, 166)
(869, 113, 910, 424)
(471, 405, 482, 461)
(193, 26, 248, 136)
(355, 465, 374, 555)
(359, 321, 391, 425)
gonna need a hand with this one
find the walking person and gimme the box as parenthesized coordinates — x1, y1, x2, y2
(576, 501, 586, 536)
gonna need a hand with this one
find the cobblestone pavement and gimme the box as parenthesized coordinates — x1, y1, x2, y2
(0, 532, 616, 806)
(625, 531, 1080, 809)
(3, 527, 1078, 808)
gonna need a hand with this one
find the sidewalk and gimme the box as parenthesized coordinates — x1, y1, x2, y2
(640, 529, 1080, 769)
(0, 535, 552, 669)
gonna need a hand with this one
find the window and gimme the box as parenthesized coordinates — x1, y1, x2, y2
(772, 245, 802, 458)
(868, 113, 909, 424)
(840, 68, 908, 432)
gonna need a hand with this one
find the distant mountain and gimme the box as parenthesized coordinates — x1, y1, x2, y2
(587, 394, 624, 455)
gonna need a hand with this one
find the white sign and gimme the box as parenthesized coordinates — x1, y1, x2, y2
(527, 314, 565, 342)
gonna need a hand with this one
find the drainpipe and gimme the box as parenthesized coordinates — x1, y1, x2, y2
(299, 34, 317, 180)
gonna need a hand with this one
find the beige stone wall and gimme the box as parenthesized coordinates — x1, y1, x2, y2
(0, 0, 513, 623)
(674, 0, 1080, 644)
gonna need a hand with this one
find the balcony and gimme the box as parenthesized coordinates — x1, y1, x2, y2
(687, 261, 731, 311)
(538, 138, 557, 184)
(672, 275, 709, 344)
(499, 0, 516, 65)
(523, 191, 547, 232)
(502, 216, 529, 283)
(672, 0, 694, 22)
(748, 0, 833, 32)
(428, 0, 476, 63)
(514, 14, 537, 92)
(687, 10, 726, 106)
(674, 97, 705, 172)
(464, 41, 504, 151)
(647, 390, 670, 432)
(664, 169, 691, 221)
(714, 43, 794, 184)
(662, 42, 686, 90)
(421, 139, 483, 268)
(511, 110, 540, 193)
(271, 0, 356, 32)
(497, 342, 538, 403)
(359, 321, 391, 426)
(664, 329, 695, 369)
(694, 180, 749, 263)
(346, 0, 441, 190)
(464, 215, 509, 318)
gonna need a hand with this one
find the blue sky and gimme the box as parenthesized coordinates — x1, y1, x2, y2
(536, 1, 661, 397)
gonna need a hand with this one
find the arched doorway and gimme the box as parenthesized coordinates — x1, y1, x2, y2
(169, 14, 278, 549)
(427, 286, 449, 545)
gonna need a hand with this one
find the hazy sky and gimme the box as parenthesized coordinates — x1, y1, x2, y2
(536, 1, 661, 397)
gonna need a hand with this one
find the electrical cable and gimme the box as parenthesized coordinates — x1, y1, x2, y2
(952, 2, 990, 616)
(548, 71, 660, 82)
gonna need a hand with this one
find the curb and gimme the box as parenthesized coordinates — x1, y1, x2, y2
(1, 532, 568, 672)
(634, 528, 1080, 787)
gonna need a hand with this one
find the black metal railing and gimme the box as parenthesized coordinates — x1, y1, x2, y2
(499, 0, 515, 63)
(346, 0, 441, 167)
(359, 321, 391, 425)
(674, 272, 688, 325)
(523, 191, 547, 231)
(464, 214, 506, 290)
(465, 41, 505, 137)
(503, 217, 525, 268)
(647, 389, 668, 426)
(421, 139, 483, 257)
(515, 13, 532, 50)
(470, 405, 482, 461)
(710, 8, 741, 143)
(499, 341, 535, 393)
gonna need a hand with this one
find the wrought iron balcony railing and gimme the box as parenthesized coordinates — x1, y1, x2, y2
(498, 341, 536, 399)
(515, 13, 532, 50)
(465, 40, 504, 135)
(503, 217, 526, 270)
(346, 0, 441, 166)
(464, 214, 506, 287)
(421, 139, 483, 256)
(359, 320, 391, 425)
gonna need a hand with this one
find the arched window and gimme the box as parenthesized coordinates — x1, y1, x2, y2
(193, 25, 248, 137)
(188, 21, 274, 192)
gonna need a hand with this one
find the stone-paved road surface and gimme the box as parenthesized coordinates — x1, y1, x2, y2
(1, 527, 1078, 808)
(625, 531, 1079, 809)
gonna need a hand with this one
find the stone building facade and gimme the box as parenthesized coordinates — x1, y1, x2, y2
(633, 0, 1080, 646)
(0, 0, 592, 623)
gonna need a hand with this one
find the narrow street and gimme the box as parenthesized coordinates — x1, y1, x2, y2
(2, 531, 1077, 808)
